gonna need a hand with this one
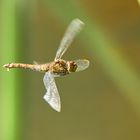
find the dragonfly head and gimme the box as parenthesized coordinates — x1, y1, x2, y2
(67, 61, 77, 73)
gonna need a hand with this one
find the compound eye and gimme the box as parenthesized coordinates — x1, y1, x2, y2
(67, 61, 77, 72)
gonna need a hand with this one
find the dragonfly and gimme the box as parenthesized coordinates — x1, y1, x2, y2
(3, 18, 89, 112)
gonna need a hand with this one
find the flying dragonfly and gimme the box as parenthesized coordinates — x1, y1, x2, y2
(3, 18, 89, 112)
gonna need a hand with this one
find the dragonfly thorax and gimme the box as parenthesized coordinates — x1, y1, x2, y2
(50, 59, 77, 76)
(50, 59, 69, 76)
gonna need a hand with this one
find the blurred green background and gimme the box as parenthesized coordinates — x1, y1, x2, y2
(0, 0, 140, 140)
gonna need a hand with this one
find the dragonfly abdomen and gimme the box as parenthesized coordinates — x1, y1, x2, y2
(3, 63, 34, 70)
(3, 63, 50, 72)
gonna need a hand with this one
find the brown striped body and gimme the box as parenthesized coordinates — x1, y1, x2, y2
(3, 63, 49, 72)
(3, 59, 77, 76)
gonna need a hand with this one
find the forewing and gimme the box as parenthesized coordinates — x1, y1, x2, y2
(74, 59, 89, 72)
(43, 71, 61, 112)
(55, 18, 84, 60)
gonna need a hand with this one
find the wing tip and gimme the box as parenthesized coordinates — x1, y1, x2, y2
(84, 59, 90, 65)
(73, 18, 85, 26)
(43, 94, 61, 112)
(75, 59, 90, 72)
(82, 59, 90, 69)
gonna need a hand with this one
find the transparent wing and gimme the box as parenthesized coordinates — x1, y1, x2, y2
(74, 59, 90, 72)
(43, 71, 61, 112)
(55, 18, 84, 60)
